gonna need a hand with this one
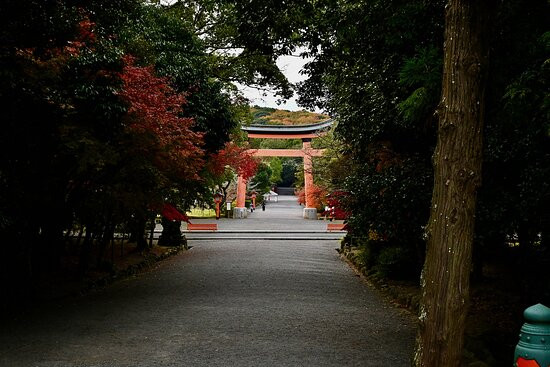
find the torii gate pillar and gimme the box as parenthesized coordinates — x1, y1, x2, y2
(302, 139, 317, 219)
(233, 174, 248, 218)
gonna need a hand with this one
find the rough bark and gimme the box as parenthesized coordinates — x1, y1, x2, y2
(413, 1, 491, 366)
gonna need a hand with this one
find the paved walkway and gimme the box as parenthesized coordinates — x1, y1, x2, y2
(184, 195, 344, 240)
(185, 195, 334, 231)
(0, 195, 415, 366)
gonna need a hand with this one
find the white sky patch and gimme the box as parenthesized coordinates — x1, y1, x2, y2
(236, 53, 314, 112)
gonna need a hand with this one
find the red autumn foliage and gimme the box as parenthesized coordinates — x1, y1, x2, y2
(77, 18, 96, 42)
(296, 187, 349, 219)
(209, 142, 259, 180)
(119, 56, 204, 179)
(296, 188, 306, 205)
(326, 190, 350, 220)
(16, 16, 98, 74)
(296, 184, 327, 209)
(64, 18, 96, 56)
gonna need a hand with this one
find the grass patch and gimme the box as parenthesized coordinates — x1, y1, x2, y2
(187, 207, 216, 218)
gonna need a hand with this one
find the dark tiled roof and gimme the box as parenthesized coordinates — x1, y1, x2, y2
(241, 119, 333, 135)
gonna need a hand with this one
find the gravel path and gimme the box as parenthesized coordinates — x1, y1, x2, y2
(0, 195, 415, 366)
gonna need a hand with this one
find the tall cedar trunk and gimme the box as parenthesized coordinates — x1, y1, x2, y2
(413, 1, 491, 366)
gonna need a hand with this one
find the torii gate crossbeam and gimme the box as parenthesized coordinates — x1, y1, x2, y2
(248, 149, 325, 157)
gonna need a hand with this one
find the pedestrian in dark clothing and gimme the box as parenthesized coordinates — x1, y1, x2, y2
(262, 202, 266, 211)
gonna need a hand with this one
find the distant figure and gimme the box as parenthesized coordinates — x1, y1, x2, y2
(262, 202, 266, 211)
(324, 205, 330, 220)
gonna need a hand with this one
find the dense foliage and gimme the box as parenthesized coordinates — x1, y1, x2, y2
(298, 0, 549, 285)
(0, 0, 291, 307)
(296, 0, 443, 275)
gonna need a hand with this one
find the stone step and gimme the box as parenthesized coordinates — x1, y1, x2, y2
(185, 236, 344, 241)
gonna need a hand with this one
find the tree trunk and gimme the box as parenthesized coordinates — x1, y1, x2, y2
(96, 223, 114, 269)
(134, 215, 148, 252)
(158, 217, 183, 247)
(78, 228, 93, 276)
(413, 1, 492, 366)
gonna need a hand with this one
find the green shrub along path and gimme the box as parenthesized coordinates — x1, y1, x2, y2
(0, 195, 415, 366)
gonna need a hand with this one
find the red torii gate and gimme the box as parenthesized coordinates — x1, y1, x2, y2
(234, 120, 333, 219)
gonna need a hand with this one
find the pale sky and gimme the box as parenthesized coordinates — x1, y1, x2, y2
(236, 53, 313, 112)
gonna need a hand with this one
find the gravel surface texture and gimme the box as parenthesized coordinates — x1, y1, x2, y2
(1, 195, 415, 366)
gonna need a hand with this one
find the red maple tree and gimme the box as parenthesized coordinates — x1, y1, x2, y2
(326, 190, 350, 220)
(64, 17, 96, 56)
(209, 142, 259, 180)
(119, 56, 204, 179)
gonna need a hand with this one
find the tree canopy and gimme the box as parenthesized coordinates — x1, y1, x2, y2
(0, 0, 283, 306)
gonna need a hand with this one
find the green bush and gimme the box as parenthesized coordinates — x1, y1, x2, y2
(376, 245, 417, 279)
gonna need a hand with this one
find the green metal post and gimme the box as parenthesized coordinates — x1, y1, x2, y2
(514, 303, 550, 367)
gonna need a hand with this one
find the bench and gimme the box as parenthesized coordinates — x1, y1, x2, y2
(327, 223, 346, 232)
(187, 223, 218, 231)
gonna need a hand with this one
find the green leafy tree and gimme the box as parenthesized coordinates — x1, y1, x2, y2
(268, 157, 283, 185)
(280, 159, 299, 187)
(250, 162, 272, 195)
(297, 0, 444, 277)
(165, 0, 316, 100)
(119, 4, 238, 153)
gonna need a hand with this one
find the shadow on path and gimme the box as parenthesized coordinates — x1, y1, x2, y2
(0, 196, 415, 366)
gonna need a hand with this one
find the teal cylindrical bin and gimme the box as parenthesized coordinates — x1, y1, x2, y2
(514, 303, 550, 367)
